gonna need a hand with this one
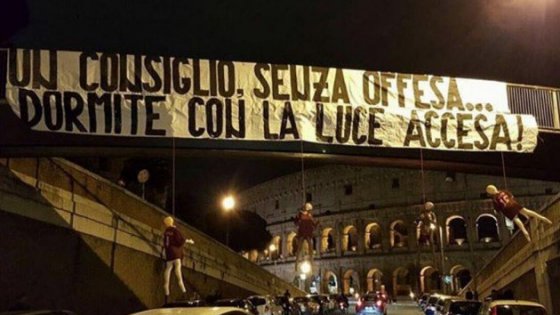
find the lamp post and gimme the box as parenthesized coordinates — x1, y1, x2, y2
(299, 260, 312, 291)
(430, 223, 446, 294)
(222, 195, 235, 247)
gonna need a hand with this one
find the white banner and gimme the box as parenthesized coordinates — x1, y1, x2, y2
(4, 49, 538, 152)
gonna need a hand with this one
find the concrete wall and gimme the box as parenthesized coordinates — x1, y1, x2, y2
(0, 158, 303, 315)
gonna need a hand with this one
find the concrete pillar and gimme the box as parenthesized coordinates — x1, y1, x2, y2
(533, 225, 552, 313)
(335, 221, 342, 257)
(383, 221, 392, 252)
(409, 220, 418, 252)
(357, 219, 366, 254)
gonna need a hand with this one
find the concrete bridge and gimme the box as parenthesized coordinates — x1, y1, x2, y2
(459, 192, 560, 314)
(0, 157, 304, 315)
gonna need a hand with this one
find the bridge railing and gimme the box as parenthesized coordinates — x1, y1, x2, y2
(507, 84, 560, 129)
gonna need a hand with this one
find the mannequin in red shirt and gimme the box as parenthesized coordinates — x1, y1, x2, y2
(417, 201, 437, 245)
(162, 216, 194, 302)
(294, 202, 318, 271)
(486, 185, 552, 242)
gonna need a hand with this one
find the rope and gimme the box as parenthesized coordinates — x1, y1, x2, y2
(300, 138, 306, 206)
(172, 135, 176, 216)
(420, 149, 426, 203)
(500, 152, 508, 190)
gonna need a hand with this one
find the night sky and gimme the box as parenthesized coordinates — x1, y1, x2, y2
(2, 1, 560, 245)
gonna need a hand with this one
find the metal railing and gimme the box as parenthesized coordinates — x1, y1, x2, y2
(507, 84, 560, 129)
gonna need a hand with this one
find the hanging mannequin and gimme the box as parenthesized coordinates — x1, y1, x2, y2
(162, 216, 194, 303)
(486, 185, 552, 242)
(294, 202, 318, 271)
(416, 201, 437, 245)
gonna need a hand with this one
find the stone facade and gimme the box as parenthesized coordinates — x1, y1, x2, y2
(240, 165, 560, 297)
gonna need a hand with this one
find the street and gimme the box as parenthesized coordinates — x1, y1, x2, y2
(387, 300, 423, 315)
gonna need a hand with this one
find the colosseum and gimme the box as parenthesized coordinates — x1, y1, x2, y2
(239, 165, 559, 297)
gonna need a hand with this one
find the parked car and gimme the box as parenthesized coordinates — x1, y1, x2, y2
(418, 293, 431, 309)
(130, 306, 251, 315)
(355, 293, 387, 315)
(293, 296, 320, 315)
(0, 311, 76, 315)
(248, 295, 283, 315)
(214, 299, 259, 315)
(425, 295, 452, 315)
(440, 299, 481, 315)
(274, 296, 301, 315)
(477, 300, 547, 315)
(434, 296, 462, 315)
(163, 299, 208, 308)
(308, 294, 331, 314)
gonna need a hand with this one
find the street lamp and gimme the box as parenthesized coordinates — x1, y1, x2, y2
(300, 260, 312, 274)
(222, 195, 236, 246)
(269, 244, 277, 260)
(430, 223, 446, 294)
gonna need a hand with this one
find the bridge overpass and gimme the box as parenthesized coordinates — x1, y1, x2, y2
(0, 157, 304, 314)
(459, 192, 560, 314)
(2, 46, 560, 182)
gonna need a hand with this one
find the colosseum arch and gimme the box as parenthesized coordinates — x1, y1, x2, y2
(343, 269, 360, 294)
(420, 266, 441, 293)
(449, 265, 472, 293)
(366, 268, 384, 292)
(343, 225, 358, 253)
(390, 220, 408, 248)
(321, 227, 336, 253)
(270, 235, 282, 259)
(476, 214, 500, 242)
(323, 270, 339, 294)
(365, 223, 382, 250)
(393, 267, 413, 296)
(286, 232, 297, 256)
(446, 215, 468, 245)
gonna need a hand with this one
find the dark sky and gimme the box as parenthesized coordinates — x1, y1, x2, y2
(2, 0, 560, 221)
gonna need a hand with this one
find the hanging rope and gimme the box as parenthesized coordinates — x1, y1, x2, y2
(171, 107, 177, 217)
(300, 138, 306, 206)
(420, 149, 426, 203)
(500, 152, 508, 190)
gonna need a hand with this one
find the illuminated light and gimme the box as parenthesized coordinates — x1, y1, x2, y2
(355, 293, 360, 299)
(409, 292, 415, 299)
(222, 195, 235, 211)
(349, 287, 355, 295)
(430, 223, 437, 230)
(376, 301, 382, 307)
(300, 261, 312, 274)
(357, 301, 362, 307)
(269, 244, 277, 252)
(300, 273, 307, 280)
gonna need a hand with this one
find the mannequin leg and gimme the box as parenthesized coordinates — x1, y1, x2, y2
(513, 217, 531, 242)
(519, 208, 552, 224)
(173, 259, 187, 294)
(295, 238, 303, 271)
(307, 238, 314, 264)
(163, 260, 173, 296)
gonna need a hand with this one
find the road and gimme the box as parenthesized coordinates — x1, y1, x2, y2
(387, 299, 423, 315)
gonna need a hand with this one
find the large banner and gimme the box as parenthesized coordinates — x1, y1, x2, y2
(4, 49, 538, 152)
